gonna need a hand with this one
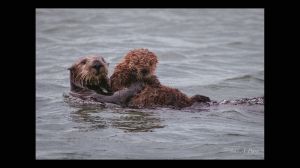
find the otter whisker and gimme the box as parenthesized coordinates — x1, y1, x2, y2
(79, 78, 83, 88)
(80, 77, 85, 87)
(76, 75, 82, 87)
(81, 72, 87, 87)
(87, 74, 91, 85)
(82, 73, 89, 87)
(87, 75, 92, 86)
(75, 71, 84, 83)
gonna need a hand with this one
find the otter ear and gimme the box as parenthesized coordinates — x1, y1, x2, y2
(68, 65, 74, 71)
(80, 59, 87, 64)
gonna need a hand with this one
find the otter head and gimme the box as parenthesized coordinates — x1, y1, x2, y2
(68, 55, 109, 89)
(123, 48, 158, 81)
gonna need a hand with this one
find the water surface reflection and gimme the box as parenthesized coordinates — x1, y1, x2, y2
(70, 108, 165, 132)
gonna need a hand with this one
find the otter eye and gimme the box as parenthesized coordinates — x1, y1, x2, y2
(81, 59, 87, 64)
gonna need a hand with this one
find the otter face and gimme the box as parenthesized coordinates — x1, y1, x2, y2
(124, 48, 158, 80)
(68, 55, 109, 88)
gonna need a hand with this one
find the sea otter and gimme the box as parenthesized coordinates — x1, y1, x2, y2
(67, 55, 143, 106)
(110, 49, 210, 109)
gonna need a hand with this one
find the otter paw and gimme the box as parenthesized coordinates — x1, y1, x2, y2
(129, 82, 145, 92)
(144, 75, 161, 86)
(89, 93, 105, 102)
(192, 95, 211, 102)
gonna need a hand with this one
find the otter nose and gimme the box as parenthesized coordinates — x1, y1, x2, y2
(92, 62, 102, 70)
(141, 68, 149, 75)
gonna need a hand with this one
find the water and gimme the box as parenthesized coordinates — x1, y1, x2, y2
(36, 9, 264, 159)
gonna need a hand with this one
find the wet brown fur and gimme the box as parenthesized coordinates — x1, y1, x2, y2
(110, 49, 210, 108)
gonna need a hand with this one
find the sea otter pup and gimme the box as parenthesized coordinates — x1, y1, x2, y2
(68, 55, 143, 106)
(110, 49, 210, 108)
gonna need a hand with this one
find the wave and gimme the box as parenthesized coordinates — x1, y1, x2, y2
(224, 73, 264, 83)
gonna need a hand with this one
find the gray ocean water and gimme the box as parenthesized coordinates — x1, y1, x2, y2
(36, 9, 264, 159)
